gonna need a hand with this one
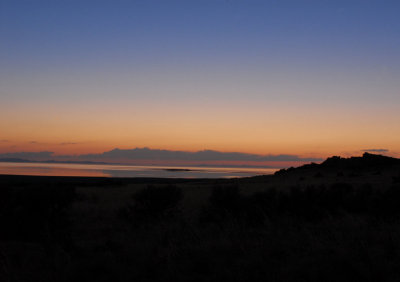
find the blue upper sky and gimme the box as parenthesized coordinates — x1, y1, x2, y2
(2, 0, 399, 72)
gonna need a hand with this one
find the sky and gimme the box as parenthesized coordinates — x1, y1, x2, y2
(1, 0, 399, 165)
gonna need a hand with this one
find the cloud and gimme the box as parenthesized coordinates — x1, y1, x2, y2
(59, 142, 79, 146)
(29, 141, 38, 144)
(0, 151, 54, 160)
(362, 149, 389, 153)
(0, 139, 9, 143)
(75, 147, 323, 162)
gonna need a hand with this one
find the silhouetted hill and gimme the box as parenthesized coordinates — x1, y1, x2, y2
(321, 153, 400, 169)
(275, 153, 400, 176)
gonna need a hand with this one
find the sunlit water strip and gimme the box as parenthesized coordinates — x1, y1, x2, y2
(0, 162, 278, 178)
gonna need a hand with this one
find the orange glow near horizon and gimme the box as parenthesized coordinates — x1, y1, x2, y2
(1, 99, 399, 160)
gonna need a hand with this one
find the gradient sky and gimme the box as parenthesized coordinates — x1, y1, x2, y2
(1, 0, 400, 161)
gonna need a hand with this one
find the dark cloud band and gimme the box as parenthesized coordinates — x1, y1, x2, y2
(362, 149, 389, 153)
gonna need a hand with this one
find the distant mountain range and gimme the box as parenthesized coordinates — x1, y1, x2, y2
(0, 158, 32, 163)
(0, 158, 275, 169)
(0, 158, 108, 165)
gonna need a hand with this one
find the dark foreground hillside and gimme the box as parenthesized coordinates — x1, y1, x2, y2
(1, 153, 400, 282)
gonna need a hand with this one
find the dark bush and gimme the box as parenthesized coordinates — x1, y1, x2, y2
(199, 185, 248, 224)
(200, 186, 281, 226)
(314, 172, 323, 178)
(121, 185, 183, 225)
(199, 182, 400, 225)
(0, 185, 76, 241)
(208, 186, 242, 213)
(375, 185, 400, 217)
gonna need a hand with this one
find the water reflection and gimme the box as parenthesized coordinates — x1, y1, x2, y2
(0, 162, 277, 178)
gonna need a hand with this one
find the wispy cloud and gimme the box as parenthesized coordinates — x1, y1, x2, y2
(0, 139, 9, 143)
(362, 149, 389, 153)
(59, 142, 80, 146)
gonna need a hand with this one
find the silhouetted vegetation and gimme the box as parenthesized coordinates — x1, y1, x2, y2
(0, 184, 76, 242)
(199, 183, 400, 226)
(2, 154, 400, 281)
(119, 185, 183, 225)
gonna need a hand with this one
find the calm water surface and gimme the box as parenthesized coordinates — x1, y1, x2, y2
(0, 162, 277, 178)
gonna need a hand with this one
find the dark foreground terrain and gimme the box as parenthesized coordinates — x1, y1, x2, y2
(1, 153, 400, 282)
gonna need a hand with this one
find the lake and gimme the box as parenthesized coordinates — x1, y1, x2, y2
(0, 162, 278, 178)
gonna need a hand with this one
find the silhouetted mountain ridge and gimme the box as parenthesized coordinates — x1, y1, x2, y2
(321, 153, 400, 169)
(0, 158, 108, 165)
(276, 153, 400, 175)
(0, 158, 32, 163)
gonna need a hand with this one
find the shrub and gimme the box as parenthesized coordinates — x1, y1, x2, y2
(200, 185, 245, 224)
(121, 185, 183, 225)
(0, 185, 76, 241)
(200, 185, 272, 226)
